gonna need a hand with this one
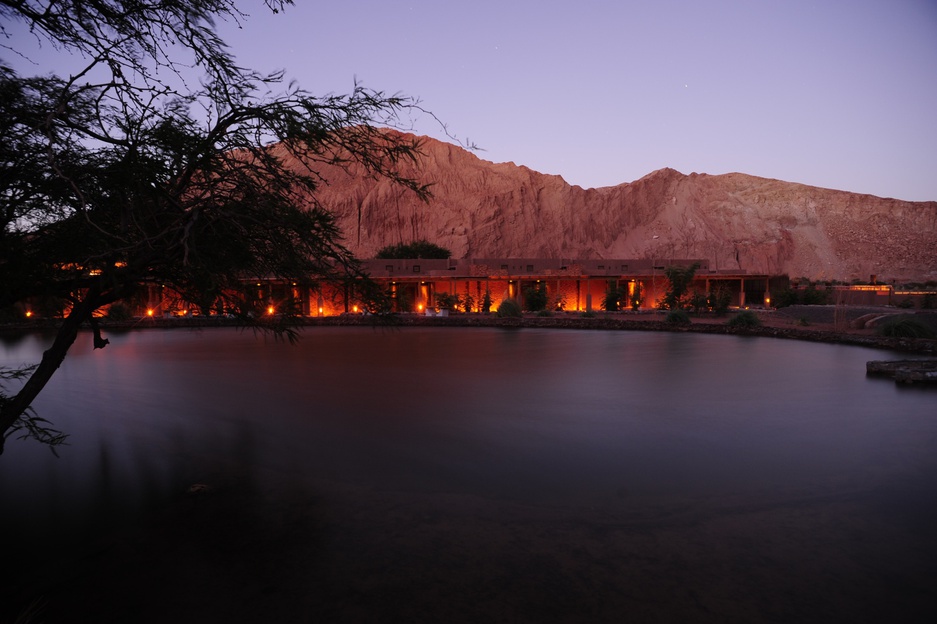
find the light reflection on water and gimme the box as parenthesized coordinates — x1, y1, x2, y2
(2, 327, 935, 509)
(2, 326, 936, 621)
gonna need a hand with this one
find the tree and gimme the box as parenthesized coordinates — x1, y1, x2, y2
(602, 281, 625, 312)
(522, 282, 548, 312)
(375, 239, 451, 259)
(0, 1, 434, 453)
(661, 263, 700, 310)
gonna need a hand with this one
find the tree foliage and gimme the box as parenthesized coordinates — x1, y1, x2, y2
(0, 0, 434, 452)
(661, 263, 700, 310)
(522, 283, 548, 312)
(602, 281, 625, 312)
(375, 239, 451, 259)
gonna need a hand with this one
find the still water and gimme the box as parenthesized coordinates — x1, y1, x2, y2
(2, 326, 936, 622)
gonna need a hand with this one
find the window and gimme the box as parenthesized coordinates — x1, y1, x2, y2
(385, 265, 394, 272)
(526, 265, 534, 272)
(413, 265, 420, 273)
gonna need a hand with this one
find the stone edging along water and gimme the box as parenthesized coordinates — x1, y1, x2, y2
(4, 314, 937, 355)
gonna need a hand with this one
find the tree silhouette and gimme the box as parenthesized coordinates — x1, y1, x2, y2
(0, 1, 434, 452)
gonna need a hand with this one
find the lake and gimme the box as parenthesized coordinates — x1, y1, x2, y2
(2, 326, 936, 622)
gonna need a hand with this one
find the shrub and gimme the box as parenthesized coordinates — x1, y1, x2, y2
(662, 263, 700, 310)
(688, 291, 708, 315)
(602, 283, 624, 312)
(376, 240, 451, 259)
(878, 317, 936, 339)
(708, 286, 733, 315)
(536, 309, 553, 317)
(665, 309, 691, 326)
(522, 283, 548, 312)
(496, 298, 522, 318)
(727, 310, 762, 328)
(800, 285, 829, 305)
(434, 292, 460, 311)
(105, 302, 134, 321)
(773, 289, 800, 309)
(895, 298, 915, 309)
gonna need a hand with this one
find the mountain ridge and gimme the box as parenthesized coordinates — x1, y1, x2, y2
(292, 132, 937, 282)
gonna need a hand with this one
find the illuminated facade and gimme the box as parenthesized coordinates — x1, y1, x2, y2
(217, 258, 784, 317)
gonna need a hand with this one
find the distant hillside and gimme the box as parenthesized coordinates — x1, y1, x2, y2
(281, 131, 937, 282)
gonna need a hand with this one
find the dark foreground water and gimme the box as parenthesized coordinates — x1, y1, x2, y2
(1, 326, 936, 623)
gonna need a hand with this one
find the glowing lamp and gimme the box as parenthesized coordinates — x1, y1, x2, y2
(147, 309, 154, 317)
(25, 310, 32, 318)
(267, 305, 275, 315)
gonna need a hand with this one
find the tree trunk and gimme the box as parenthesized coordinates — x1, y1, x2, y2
(0, 296, 101, 453)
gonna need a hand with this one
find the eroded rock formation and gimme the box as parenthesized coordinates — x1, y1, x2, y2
(291, 131, 937, 282)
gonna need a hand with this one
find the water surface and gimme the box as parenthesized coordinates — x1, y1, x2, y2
(2, 327, 935, 622)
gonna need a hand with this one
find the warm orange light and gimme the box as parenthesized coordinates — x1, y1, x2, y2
(25, 310, 32, 318)
(267, 305, 275, 315)
(418, 304, 424, 312)
(146, 309, 154, 317)
(318, 307, 323, 315)
(352, 305, 359, 313)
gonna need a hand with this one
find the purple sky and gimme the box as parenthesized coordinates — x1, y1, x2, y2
(6, 1, 937, 201)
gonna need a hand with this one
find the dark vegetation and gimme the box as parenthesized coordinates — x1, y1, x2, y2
(375, 240, 451, 259)
(727, 310, 763, 328)
(773, 284, 830, 308)
(877, 316, 937, 339)
(0, 0, 437, 452)
(665, 309, 692, 326)
(522, 283, 548, 312)
(496, 298, 523, 318)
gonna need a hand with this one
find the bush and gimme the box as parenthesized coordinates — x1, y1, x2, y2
(773, 289, 800, 309)
(688, 291, 708, 314)
(522, 283, 548, 312)
(896, 298, 915, 309)
(376, 240, 451, 259)
(727, 310, 762, 328)
(496, 298, 523, 318)
(800, 285, 829, 305)
(105, 302, 134, 321)
(878, 317, 936, 339)
(665, 309, 691, 326)
(708, 286, 733, 315)
(602, 283, 624, 312)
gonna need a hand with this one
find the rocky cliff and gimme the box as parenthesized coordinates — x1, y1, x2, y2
(291, 131, 937, 282)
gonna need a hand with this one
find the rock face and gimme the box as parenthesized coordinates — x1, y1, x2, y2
(295, 131, 937, 282)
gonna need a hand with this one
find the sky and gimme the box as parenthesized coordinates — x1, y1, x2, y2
(5, 0, 937, 201)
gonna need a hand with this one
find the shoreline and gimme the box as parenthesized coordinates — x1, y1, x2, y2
(4, 308, 936, 355)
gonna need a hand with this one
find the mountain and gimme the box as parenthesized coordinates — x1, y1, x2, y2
(291, 131, 937, 282)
